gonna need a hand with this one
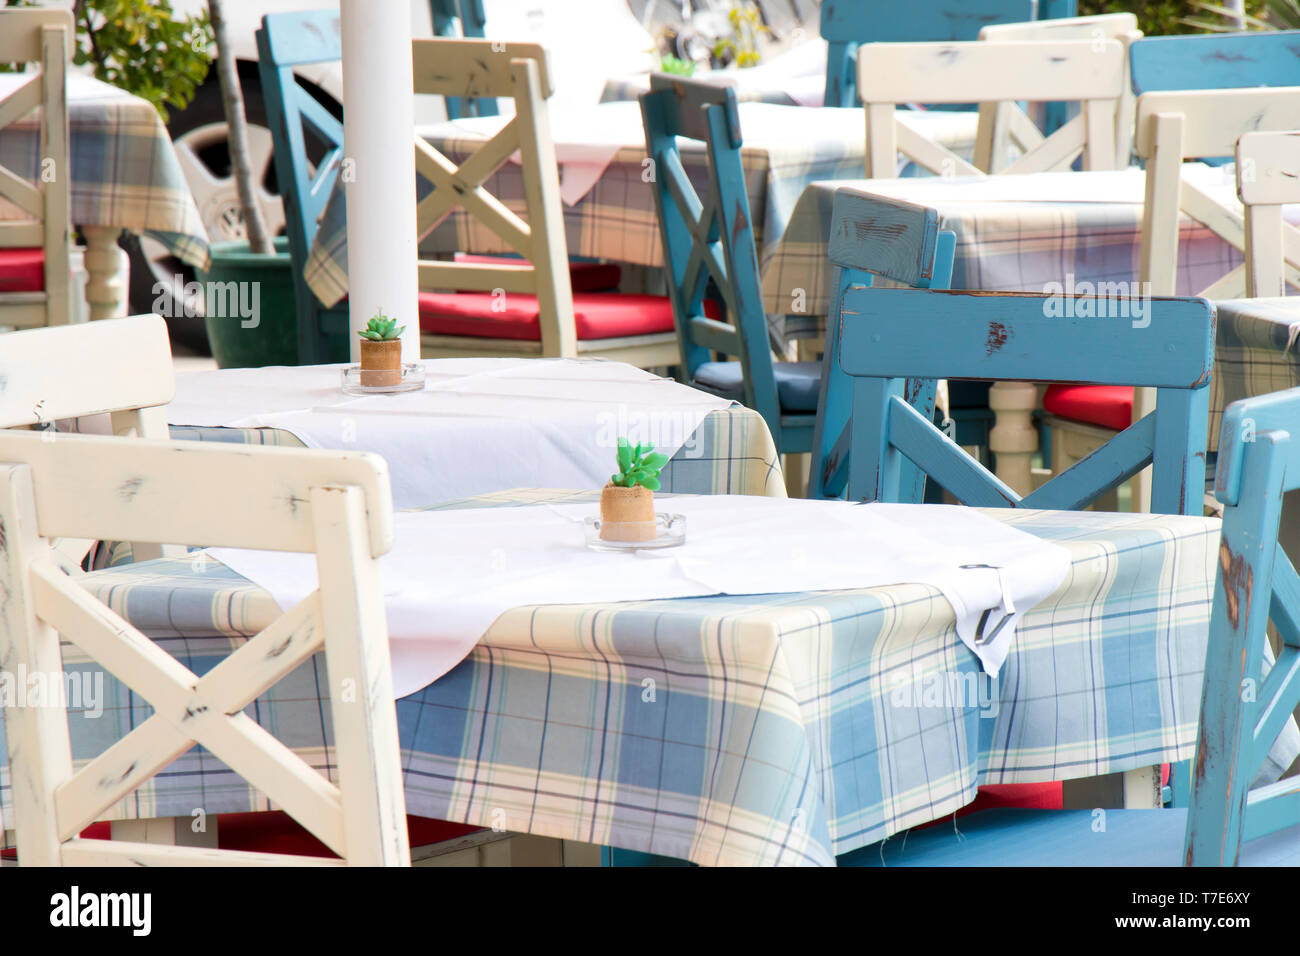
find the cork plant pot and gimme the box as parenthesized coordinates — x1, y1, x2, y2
(599, 482, 657, 542)
(359, 339, 402, 387)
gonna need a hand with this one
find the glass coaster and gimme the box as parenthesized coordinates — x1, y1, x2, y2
(341, 363, 426, 395)
(583, 513, 686, 551)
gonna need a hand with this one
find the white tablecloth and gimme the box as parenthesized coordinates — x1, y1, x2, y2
(209, 496, 1072, 698)
(167, 358, 732, 508)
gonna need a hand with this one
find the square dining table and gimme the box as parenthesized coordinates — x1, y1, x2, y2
(0, 488, 1227, 866)
(300, 101, 978, 310)
(0, 74, 210, 319)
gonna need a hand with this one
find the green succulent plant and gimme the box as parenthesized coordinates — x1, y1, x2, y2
(610, 438, 669, 491)
(357, 310, 406, 341)
(659, 54, 697, 76)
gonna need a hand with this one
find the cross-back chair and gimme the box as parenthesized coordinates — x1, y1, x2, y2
(858, 39, 1125, 178)
(639, 79, 954, 464)
(429, 0, 497, 119)
(413, 37, 678, 365)
(823, 270, 1215, 517)
(0, 428, 410, 866)
(1236, 130, 1300, 299)
(819, 0, 1044, 109)
(841, 387, 1300, 867)
(0, 8, 72, 330)
(976, 12, 1141, 171)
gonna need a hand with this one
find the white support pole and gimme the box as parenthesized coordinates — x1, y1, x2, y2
(340, 0, 421, 363)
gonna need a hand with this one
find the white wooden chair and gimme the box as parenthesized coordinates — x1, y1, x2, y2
(857, 39, 1125, 178)
(0, 314, 174, 563)
(1236, 129, 1300, 298)
(1051, 90, 1300, 512)
(412, 38, 679, 366)
(0, 8, 72, 330)
(0, 428, 410, 866)
(977, 13, 1141, 171)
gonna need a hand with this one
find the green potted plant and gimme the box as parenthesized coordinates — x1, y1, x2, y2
(357, 310, 406, 387)
(600, 439, 669, 542)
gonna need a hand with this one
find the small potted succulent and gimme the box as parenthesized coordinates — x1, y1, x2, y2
(600, 438, 669, 542)
(357, 310, 406, 387)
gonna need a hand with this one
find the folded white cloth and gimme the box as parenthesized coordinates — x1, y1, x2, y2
(167, 358, 731, 509)
(208, 496, 1072, 699)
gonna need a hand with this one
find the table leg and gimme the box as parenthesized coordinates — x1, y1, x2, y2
(989, 381, 1039, 497)
(110, 815, 218, 848)
(1062, 766, 1163, 809)
(81, 226, 129, 320)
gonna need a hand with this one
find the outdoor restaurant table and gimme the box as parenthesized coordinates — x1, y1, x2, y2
(0, 493, 1223, 866)
(300, 101, 977, 309)
(0, 74, 210, 319)
(158, 358, 785, 508)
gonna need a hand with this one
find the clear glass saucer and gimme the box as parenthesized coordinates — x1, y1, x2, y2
(583, 513, 686, 551)
(341, 363, 426, 395)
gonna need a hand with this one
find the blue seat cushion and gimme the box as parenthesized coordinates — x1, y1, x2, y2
(691, 361, 822, 413)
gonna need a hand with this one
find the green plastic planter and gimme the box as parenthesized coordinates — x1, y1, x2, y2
(199, 237, 299, 368)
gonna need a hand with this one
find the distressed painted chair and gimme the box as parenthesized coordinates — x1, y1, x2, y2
(858, 38, 1125, 178)
(413, 38, 678, 365)
(823, 280, 1214, 517)
(819, 0, 1064, 109)
(639, 81, 953, 465)
(257, 14, 621, 365)
(0, 429, 411, 866)
(1046, 89, 1300, 512)
(840, 387, 1300, 866)
(0, 8, 72, 329)
(429, 0, 497, 119)
(976, 12, 1141, 170)
(1236, 130, 1300, 299)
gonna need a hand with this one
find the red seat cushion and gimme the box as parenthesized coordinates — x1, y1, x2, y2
(419, 290, 678, 341)
(0, 247, 44, 293)
(74, 813, 479, 860)
(452, 253, 621, 293)
(1043, 384, 1134, 432)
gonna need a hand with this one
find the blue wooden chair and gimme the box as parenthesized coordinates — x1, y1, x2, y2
(257, 10, 351, 366)
(429, 0, 497, 119)
(839, 387, 1300, 866)
(822, 277, 1214, 517)
(639, 79, 954, 462)
(1130, 29, 1300, 98)
(819, 0, 1076, 108)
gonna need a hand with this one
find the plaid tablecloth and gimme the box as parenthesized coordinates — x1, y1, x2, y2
(760, 166, 1263, 339)
(0, 74, 209, 268)
(302, 102, 977, 308)
(1211, 298, 1300, 451)
(0, 495, 1223, 866)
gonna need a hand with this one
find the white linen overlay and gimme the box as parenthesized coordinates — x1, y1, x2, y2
(208, 496, 1072, 699)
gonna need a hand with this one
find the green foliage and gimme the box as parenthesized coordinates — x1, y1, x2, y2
(357, 310, 406, 341)
(659, 54, 697, 75)
(610, 438, 668, 491)
(1, 0, 213, 122)
(711, 2, 767, 68)
(1078, 0, 1269, 34)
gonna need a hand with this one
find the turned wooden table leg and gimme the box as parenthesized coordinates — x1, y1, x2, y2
(989, 380, 1039, 497)
(81, 226, 129, 320)
(110, 815, 218, 848)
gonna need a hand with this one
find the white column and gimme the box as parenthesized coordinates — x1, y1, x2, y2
(340, 0, 421, 363)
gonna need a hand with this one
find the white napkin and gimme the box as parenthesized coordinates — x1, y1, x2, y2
(208, 496, 1071, 699)
(167, 358, 731, 509)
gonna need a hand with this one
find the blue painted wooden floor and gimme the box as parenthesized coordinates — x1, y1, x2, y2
(838, 809, 1300, 867)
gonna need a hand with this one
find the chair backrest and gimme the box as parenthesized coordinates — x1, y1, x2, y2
(819, 0, 1039, 108)
(0, 429, 409, 866)
(824, 228, 1215, 515)
(429, 0, 497, 118)
(977, 13, 1141, 170)
(1188, 387, 1300, 863)
(858, 39, 1125, 178)
(0, 315, 175, 561)
(257, 11, 349, 365)
(0, 8, 72, 328)
(411, 37, 579, 357)
(1135, 88, 1300, 298)
(1236, 130, 1300, 298)
(1130, 30, 1300, 96)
